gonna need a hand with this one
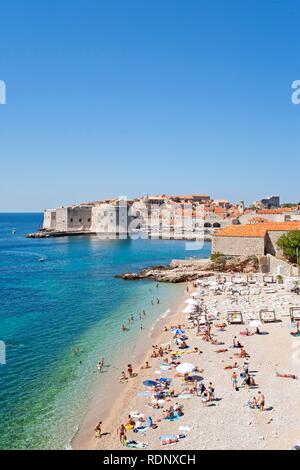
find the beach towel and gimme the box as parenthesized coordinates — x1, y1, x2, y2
(160, 365, 172, 371)
(126, 440, 148, 449)
(137, 391, 152, 397)
(160, 434, 186, 445)
(130, 411, 144, 418)
(178, 425, 193, 432)
(164, 412, 181, 421)
(177, 394, 192, 399)
(134, 417, 153, 432)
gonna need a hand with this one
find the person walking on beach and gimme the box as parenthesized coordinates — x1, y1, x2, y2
(94, 421, 102, 438)
(231, 371, 238, 391)
(117, 424, 127, 445)
(208, 382, 215, 401)
(127, 364, 133, 378)
(257, 391, 265, 411)
(97, 357, 104, 372)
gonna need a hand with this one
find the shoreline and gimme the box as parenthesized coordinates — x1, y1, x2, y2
(71, 283, 189, 450)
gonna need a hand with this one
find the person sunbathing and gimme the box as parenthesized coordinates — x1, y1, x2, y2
(224, 362, 238, 370)
(210, 339, 225, 345)
(240, 328, 255, 337)
(125, 416, 136, 429)
(119, 371, 128, 383)
(245, 374, 256, 388)
(290, 322, 300, 336)
(215, 348, 228, 353)
(164, 406, 175, 419)
(202, 332, 212, 342)
(234, 348, 250, 358)
(276, 372, 297, 379)
(173, 403, 184, 416)
(215, 322, 227, 329)
(248, 396, 258, 409)
(233, 336, 243, 348)
(141, 361, 151, 369)
(178, 341, 188, 349)
(189, 383, 198, 395)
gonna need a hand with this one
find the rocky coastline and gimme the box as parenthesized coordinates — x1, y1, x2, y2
(115, 255, 259, 283)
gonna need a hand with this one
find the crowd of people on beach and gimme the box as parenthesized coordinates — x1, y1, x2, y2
(92, 276, 299, 448)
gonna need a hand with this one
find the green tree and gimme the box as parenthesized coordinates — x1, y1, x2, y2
(277, 231, 300, 265)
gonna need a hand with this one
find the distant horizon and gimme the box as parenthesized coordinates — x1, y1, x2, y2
(0, 193, 300, 214)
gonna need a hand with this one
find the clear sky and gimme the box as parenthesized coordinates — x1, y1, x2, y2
(0, 0, 300, 211)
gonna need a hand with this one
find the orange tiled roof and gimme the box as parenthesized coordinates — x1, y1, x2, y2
(214, 222, 300, 238)
(256, 208, 294, 214)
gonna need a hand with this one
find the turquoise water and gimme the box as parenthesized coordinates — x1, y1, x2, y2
(0, 213, 211, 449)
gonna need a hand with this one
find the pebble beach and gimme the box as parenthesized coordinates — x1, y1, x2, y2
(74, 273, 300, 451)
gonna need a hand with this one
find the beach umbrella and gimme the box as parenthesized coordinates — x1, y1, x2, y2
(176, 363, 195, 374)
(183, 305, 197, 314)
(158, 377, 172, 383)
(186, 298, 198, 306)
(249, 320, 262, 328)
(174, 328, 184, 335)
(143, 380, 157, 387)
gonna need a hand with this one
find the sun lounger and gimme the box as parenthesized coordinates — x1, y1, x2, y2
(259, 309, 277, 323)
(227, 311, 244, 324)
(290, 307, 300, 322)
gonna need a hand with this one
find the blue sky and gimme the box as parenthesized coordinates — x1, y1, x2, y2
(0, 0, 300, 211)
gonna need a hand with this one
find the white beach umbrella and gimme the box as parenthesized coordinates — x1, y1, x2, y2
(248, 320, 262, 328)
(176, 363, 195, 374)
(186, 298, 199, 306)
(182, 305, 197, 314)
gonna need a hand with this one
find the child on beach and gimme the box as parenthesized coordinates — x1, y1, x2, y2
(119, 371, 128, 383)
(94, 421, 102, 438)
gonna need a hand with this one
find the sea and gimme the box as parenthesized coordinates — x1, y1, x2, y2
(0, 213, 211, 449)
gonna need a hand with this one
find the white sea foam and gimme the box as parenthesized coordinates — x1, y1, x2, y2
(149, 308, 171, 335)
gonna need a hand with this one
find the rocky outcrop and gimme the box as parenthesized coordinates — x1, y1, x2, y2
(116, 255, 259, 283)
(115, 264, 214, 283)
(206, 255, 259, 273)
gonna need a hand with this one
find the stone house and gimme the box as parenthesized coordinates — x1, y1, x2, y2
(212, 222, 300, 257)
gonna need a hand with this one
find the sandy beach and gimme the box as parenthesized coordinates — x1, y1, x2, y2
(74, 274, 300, 451)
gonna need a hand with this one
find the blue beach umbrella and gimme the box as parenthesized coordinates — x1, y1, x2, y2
(174, 328, 184, 335)
(143, 380, 157, 387)
(158, 377, 172, 383)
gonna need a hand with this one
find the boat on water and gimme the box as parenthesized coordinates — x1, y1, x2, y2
(12, 229, 17, 235)
(38, 258, 46, 263)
